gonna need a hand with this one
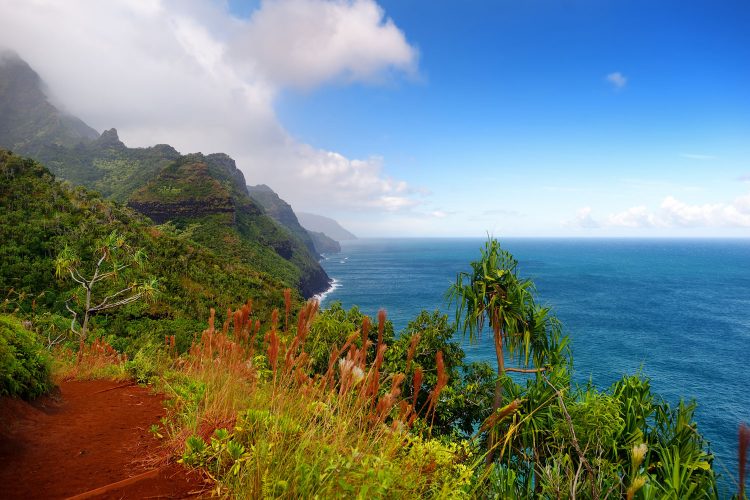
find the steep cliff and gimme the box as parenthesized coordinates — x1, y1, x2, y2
(297, 212, 357, 241)
(307, 230, 341, 254)
(0, 51, 99, 151)
(247, 184, 319, 256)
(129, 155, 331, 297)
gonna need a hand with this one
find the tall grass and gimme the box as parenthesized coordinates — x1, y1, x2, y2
(162, 295, 484, 498)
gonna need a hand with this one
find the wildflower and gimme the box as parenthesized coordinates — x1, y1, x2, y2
(626, 475, 647, 500)
(631, 442, 647, 468)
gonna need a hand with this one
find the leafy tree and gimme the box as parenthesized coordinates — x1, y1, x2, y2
(55, 230, 157, 362)
(449, 238, 568, 462)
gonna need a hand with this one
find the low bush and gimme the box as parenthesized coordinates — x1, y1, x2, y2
(0, 314, 53, 398)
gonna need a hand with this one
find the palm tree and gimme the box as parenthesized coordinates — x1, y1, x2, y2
(449, 238, 550, 462)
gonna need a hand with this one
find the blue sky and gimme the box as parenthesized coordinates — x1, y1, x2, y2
(3, 0, 749, 237)
(237, 0, 750, 236)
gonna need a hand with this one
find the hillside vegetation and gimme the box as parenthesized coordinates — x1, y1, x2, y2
(0, 54, 330, 299)
(1, 149, 734, 498)
(0, 150, 294, 353)
(0, 314, 52, 398)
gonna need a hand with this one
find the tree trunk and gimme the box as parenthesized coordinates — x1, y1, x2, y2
(486, 325, 505, 465)
(77, 286, 92, 365)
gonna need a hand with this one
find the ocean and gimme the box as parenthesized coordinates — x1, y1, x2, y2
(318, 238, 750, 488)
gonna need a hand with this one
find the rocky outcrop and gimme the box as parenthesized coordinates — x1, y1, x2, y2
(127, 198, 236, 224)
(127, 155, 330, 298)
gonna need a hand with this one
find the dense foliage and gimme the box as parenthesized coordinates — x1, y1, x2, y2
(0, 148, 729, 497)
(0, 149, 293, 354)
(0, 314, 52, 398)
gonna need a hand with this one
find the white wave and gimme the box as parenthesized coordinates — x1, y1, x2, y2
(313, 278, 341, 304)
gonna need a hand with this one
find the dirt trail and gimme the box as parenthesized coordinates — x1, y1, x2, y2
(0, 379, 207, 499)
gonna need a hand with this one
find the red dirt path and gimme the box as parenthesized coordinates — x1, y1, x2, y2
(0, 379, 208, 499)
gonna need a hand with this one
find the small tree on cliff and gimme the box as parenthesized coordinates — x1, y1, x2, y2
(449, 238, 565, 463)
(55, 230, 157, 363)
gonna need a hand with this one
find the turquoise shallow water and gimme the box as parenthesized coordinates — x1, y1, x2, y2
(318, 238, 750, 489)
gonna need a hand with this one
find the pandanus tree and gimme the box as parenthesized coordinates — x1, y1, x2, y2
(449, 238, 565, 463)
(55, 230, 158, 363)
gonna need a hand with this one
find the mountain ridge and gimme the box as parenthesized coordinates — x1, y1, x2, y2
(297, 212, 357, 241)
(0, 53, 330, 298)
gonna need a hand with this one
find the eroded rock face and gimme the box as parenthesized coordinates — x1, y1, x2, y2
(127, 198, 236, 224)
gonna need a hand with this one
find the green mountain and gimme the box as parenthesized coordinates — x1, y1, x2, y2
(306, 230, 341, 254)
(27, 128, 181, 203)
(0, 51, 179, 202)
(0, 51, 99, 151)
(297, 212, 357, 241)
(129, 155, 331, 297)
(0, 54, 330, 298)
(247, 184, 321, 255)
(0, 149, 292, 349)
(247, 184, 342, 255)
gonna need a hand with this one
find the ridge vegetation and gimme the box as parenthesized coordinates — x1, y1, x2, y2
(0, 54, 331, 299)
(0, 151, 733, 498)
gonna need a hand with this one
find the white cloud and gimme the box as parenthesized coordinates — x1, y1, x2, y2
(574, 206, 600, 228)
(606, 71, 627, 89)
(606, 206, 659, 228)
(573, 193, 750, 229)
(0, 0, 419, 214)
(659, 195, 750, 227)
(230, 0, 418, 89)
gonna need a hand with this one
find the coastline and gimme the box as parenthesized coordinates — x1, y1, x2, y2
(312, 278, 340, 304)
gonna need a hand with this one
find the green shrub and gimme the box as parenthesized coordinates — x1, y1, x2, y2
(0, 314, 53, 398)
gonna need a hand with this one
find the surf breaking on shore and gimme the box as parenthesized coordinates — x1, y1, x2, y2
(313, 278, 340, 304)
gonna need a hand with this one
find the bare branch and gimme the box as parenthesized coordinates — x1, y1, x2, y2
(68, 269, 86, 286)
(89, 252, 108, 285)
(90, 285, 138, 311)
(64, 300, 80, 334)
(91, 264, 129, 284)
(90, 292, 143, 312)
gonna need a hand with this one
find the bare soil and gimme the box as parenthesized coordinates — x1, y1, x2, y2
(0, 379, 208, 499)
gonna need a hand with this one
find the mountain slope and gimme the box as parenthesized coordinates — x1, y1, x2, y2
(0, 149, 292, 347)
(0, 52, 179, 202)
(0, 51, 99, 151)
(129, 155, 331, 297)
(0, 54, 328, 298)
(297, 212, 357, 241)
(30, 128, 181, 202)
(307, 230, 341, 254)
(247, 184, 320, 256)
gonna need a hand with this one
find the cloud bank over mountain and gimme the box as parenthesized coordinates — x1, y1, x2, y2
(0, 0, 419, 214)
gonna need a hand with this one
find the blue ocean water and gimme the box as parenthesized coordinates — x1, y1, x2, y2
(318, 238, 750, 488)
